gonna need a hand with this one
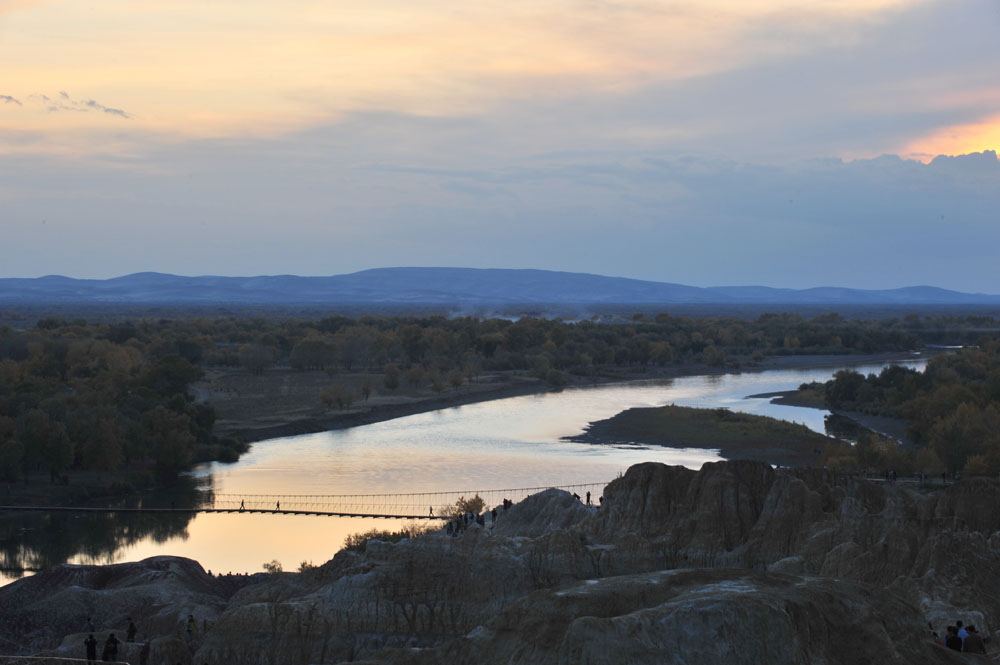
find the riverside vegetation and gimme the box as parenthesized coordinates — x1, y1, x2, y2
(0, 311, 996, 503)
(766, 339, 1000, 477)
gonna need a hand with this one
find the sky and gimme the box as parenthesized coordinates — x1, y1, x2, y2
(1, 0, 999, 292)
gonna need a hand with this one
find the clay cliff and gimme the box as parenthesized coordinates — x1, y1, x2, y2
(2, 460, 995, 664)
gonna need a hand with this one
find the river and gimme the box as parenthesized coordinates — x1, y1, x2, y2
(0, 357, 925, 584)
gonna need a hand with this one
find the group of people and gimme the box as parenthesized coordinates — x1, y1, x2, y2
(83, 616, 144, 663)
(571, 491, 602, 505)
(444, 498, 515, 536)
(935, 619, 989, 653)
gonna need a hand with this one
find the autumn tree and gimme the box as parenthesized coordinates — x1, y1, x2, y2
(383, 364, 401, 391)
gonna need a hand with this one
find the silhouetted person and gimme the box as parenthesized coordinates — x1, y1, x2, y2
(84, 633, 98, 662)
(83, 616, 95, 633)
(429, 506, 433, 516)
(586, 491, 591, 505)
(186, 614, 196, 643)
(126, 617, 137, 642)
(102, 633, 119, 662)
(965, 626, 987, 654)
(276, 501, 280, 510)
(945, 626, 962, 651)
(239, 499, 245, 511)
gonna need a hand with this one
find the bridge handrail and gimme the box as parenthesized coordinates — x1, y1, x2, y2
(210, 482, 608, 499)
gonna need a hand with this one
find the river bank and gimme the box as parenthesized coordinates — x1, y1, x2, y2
(200, 350, 925, 446)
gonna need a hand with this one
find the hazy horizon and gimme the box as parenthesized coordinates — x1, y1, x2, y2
(4, 266, 1000, 299)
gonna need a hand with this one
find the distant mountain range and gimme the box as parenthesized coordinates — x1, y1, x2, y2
(0, 268, 998, 306)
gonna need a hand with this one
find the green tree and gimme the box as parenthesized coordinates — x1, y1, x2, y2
(320, 385, 355, 410)
(238, 344, 275, 375)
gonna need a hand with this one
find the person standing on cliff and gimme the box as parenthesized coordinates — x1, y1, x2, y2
(126, 617, 137, 642)
(84, 633, 98, 662)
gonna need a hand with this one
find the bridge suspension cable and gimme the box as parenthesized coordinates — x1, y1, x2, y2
(0, 481, 612, 520)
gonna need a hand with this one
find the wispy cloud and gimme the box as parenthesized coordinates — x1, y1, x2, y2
(28, 91, 130, 118)
(0, 94, 21, 105)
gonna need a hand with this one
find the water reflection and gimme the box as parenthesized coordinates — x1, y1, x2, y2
(0, 482, 204, 581)
(0, 357, 926, 585)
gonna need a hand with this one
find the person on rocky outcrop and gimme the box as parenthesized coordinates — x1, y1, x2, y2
(102, 632, 119, 662)
(586, 491, 591, 505)
(83, 616, 95, 633)
(945, 626, 962, 651)
(126, 617, 137, 642)
(84, 633, 98, 662)
(957, 620, 968, 648)
(186, 614, 197, 643)
(964, 626, 987, 653)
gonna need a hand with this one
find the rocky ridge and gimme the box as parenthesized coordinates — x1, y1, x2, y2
(1, 460, 996, 664)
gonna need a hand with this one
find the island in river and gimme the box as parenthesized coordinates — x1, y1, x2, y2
(567, 403, 837, 467)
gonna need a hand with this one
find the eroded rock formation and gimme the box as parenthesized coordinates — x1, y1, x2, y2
(2, 461, 996, 664)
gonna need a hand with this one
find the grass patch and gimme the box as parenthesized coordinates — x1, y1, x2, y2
(576, 404, 838, 466)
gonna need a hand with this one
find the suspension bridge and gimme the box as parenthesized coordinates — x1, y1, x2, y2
(0, 481, 609, 520)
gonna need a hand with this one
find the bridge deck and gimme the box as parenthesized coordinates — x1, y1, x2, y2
(0, 506, 447, 519)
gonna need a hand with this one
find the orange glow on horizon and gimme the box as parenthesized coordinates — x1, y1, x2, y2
(901, 115, 1000, 163)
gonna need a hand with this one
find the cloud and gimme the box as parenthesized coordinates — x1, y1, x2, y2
(24, 91, 130, 118)
(0, 95, 21, 105)
(0, 103, 997, 293)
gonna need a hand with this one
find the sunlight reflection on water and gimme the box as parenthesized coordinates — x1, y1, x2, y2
(59, 358, 924, 578)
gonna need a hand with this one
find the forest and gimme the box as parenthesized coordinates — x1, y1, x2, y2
(0, 310, 996, 490)
(821, 339, 1000, 476)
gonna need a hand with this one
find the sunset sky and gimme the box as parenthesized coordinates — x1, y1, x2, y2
(2, 0, 998, 291)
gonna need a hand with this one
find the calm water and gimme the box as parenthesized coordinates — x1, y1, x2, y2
(2, 357, 924, 583)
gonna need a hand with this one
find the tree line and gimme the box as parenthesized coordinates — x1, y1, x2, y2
(821, 338, 1000, 476)
(1, 311, 996, 486)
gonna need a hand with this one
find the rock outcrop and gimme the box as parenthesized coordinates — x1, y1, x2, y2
(349, 569, 966, 665)
(3, 461, 999, 664)
(0, 555, 249, 661)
